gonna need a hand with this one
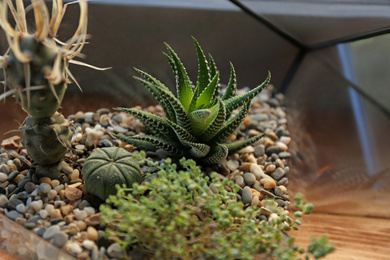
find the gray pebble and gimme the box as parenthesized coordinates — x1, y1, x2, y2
(7, 170, 19, 182)
(26, 215, 42, 224)
(1, 164, 9, 174)
(242, 186, 252, 205)
(5, 198, 23, 210)
(274, 186, 284, 197)
(78, 200, 90, 210)
(43, 225, 61, 240)
(270, 167, 285, 181)
(39, 183, 51, 194)
(35, 227, 46, 237)
(102, 139, 113, 147)
(5, 209, 23, 220)
(16, 203, 27, 214)
(107, 243, 125, 258)
(7, 184, 16, 193)
(254, 145, 265, 157)
(277, 177, 288, 186)
(17, 177, 31, 189)
(278, 152, 291, 159)
(276, 199, 285, 207)
(52, 232, 68, 248)
(265, 146, 281, 156)
(243, 173, 256, 186)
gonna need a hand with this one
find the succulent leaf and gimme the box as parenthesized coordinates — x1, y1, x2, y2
(196, 71, 220, 110)
(185, 141, 210, 158)
(199, 143, 228, 165)
(210, 102, 251, 144)
(225, 134, 264, 155)
(164, 44, 193, 112)
(222, 62, 237, 101)
(114, 134, 183, 156)
(208, 54, 218, 80)
(224, 71, 271, 119)
(193, 37, 210, 96)
(199, 98, 226, 142)
(115, 107, 176, 140)
(189, 109, 212, 134)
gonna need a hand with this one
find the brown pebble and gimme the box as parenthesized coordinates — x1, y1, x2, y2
(69, 169, 80, 180)
(79, 231, 89, 242)
(260, 179, 276, 189)
(74, 220, 87, 231)
(240, 162, 252, 171)
(59, 190, 66, 199)
(265, 164, 276, 174)
(60, 204, 74, 216)
(87, 226, 98, 241)
(47, 189, 58, 200)
(65, 214, 76, 223)
(65, 186, 82, 201)
(1, 136, 21, 149)
(39, 177, 51, 185)
(84, 213, 101, 226)
(24, 182, 36, 193)
(68, 223, 80, 235)
(50, 209, 62, 220)
(248, 129, 262, 137)
(77, 251, 90, 260)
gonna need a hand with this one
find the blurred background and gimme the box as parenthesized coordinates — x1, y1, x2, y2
(1, 1, 390, 258)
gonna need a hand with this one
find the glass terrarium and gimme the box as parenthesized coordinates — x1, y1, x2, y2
(0, 1, 389, 259)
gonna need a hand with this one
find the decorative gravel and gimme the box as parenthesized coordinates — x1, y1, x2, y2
(0, 85, 293, 259)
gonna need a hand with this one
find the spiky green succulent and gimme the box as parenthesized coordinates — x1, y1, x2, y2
(115, 38, 270, 164)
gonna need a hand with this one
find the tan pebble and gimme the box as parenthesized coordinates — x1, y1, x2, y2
(242, 117, 252, 127)
(250, 164, 264, 180)
(262, 137, 274, 147)
(240, 146, 255, 153)
(39, 177, 51, 185)
(47, 189, 58, 200)
(1, 136, 21, 149)
(123, 144, 134, 152)
(265, 130, 278, 141)
(14, 174, 25, 184)
(251, 196, 260, 207)
(15, 217, 26, 225)
(280, 136, 291, 145)
(65, 186, 82, 201)
(248, 129, 262, 137)
(69, 169, 80, 180)
(79, 231, 89, 242)
(87, 226, 98, 241)
(45, 204, 54, 215)
(260, 179, 276, 189)
(275, 159, 285, 168)
(68, 182, 82, 189)
(279, 185, 287, 193)
(68, 223, 80, 235)
(275, 141, 288, 151)
(50, 209, 62, 220)
(84, 213, 101, 226)
(54, 184, 65, 193)
(65, 214, 76, 223)
(58, 190, 66, 200)
(51, 180, 60, 188)
(227, 134, 237, 142)
(77, 251, 90, 260)
(246, 154, 257, 163)
(60, 204, 74, 216)
(240, 162, 252, 171)
(74, 220, 87, 231)
(62, 164, 74, 174)
(226, 160, 239, 171)
(265, 164, 276, 174)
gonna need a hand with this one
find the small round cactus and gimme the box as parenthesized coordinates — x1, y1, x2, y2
(83, 147, 143, 201)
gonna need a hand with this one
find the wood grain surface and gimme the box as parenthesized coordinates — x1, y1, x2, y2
(289, 213, 390, 260)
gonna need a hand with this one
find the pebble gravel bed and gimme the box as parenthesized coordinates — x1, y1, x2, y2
(0, 85, 293, 259)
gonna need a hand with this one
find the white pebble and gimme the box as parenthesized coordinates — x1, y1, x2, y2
(67, 242, 83, 255)
(82, 239, 95, 250)
(45, 204, 55, 215)
(84, 207, 95, 216)
(47, 189, 58, 200)
(279, 136, 291, 145)
(0, 172, 7, 182)
(39, 209, 48, 219)
(30, 200, 43, 212)
(275, 141, 288, 151)
(39, 183, 51, 194)
(73, 209, 88, 221)
(16, 204, 27, 214)
(250, 164, 264, 180)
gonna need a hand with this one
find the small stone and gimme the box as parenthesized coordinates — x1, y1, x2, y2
(261, 179, 276, 189)
(274, 186, 284, 197)
(1, 136, 21, 149)
(0, 172, 7, 182)
(54, 184, 65, 193)
(78, 200, 90, 210)
(24, 182, 36, 193)
(254, 145, 265, 157)
(74, 220, 87, 231)
(39, 209, 48, 219)
(46, 190, 57, 201)
(250, 164, 264, 180)
(5, 198, 23, 210)
(265, 146, 281, 156)
(51, 180, 60, 188)
(7, 170, 19, 182)
(16, 203, 27, 214)
(53, 232, 68, 248)
(84, 213, 101, 226)
(242, 186, 252, 205)
(60, 204, 73, 216)
(50, 209, 62, 220)
(62, 164, 74, 174)
(43, 225, 61, 240)
(82, 239, 95, 250)
(5, 209, 23, 220)
(68, 223, 80, 236)
(279, 136, 291, 145)
(74, 209, 88, 221)
(243, 173, 256, 186)
(277, 177, 289, 186)
(275, 141, 288, 151)
(251, 196, 260, 207)
(45, 204, 55, 215)
(68, 169, 80, 180)
(226, 160, 239, 171)
(65, 186, 82, 201)
(260, 207, 272, 216)
(67, 242, 83, 255)
(233, 175, 245, 188)
(271, 167, 285, 181)
(107, 243, 124, 259)
(240, 146, 255, 153)
(39, 183, 52, 194)
(87, 226, 99, 241)
(15, 217, 26, 226)
(265, 164, 276, 174)
(278, 152, 291, 159)
(30, 200, 43, 212)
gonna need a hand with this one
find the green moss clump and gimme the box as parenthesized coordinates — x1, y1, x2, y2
(100, 155, 334, 259)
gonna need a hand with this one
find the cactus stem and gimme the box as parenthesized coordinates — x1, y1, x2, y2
(23, 62, 31, 108)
